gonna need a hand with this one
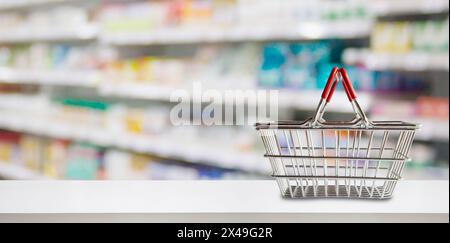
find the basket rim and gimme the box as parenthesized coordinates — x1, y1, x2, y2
(263, 154, 411, 161)
(255, 119, 420, 130)
(271, 175, 402, 181)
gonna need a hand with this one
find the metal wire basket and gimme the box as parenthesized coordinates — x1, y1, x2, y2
(255, 67, 420, 199)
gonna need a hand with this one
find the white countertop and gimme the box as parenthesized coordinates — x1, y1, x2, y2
(0, 180, 448, 223)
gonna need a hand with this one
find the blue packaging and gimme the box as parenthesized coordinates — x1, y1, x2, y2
(258, 43, 287, 88)
(51, 45, 70, 68)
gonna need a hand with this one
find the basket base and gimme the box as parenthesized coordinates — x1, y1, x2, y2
(282, 185, 392, 199)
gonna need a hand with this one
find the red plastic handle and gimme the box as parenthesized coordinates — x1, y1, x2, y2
(320, 67, 358, 103)
(339, 68, 357, 101)
(326, 79, 338, 103)
(321, 67, 339, 101)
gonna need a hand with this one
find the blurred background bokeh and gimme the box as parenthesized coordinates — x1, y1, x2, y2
(0, 0, 448, 180)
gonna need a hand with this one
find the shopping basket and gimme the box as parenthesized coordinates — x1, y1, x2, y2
(255, 67, 419, 199)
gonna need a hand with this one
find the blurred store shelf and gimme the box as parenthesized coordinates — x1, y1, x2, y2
(100, 83, 373, 113)
(0, 68, 100, 87)
(3, 0, 447, 17)
(372, 116, 449, 142)
(0, 25, 98, 43)
(0, 0, 59, 9)
(100, 21, 373, 45)
(2, 157, 448, 181)
(0, 162, 49, 180)
(0, 112, 270, 174)
(4, 0, 447, 17)
(0, 0, 75, 10)
(343, 48, 450, 71)
(99, 82, 372, 112)
(0, 72, 372, 112)
(404, 166, 449, 180)
(371, 0, 449, 16)
(98, 83, 183, 102)
(413, 118, 449, 142)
